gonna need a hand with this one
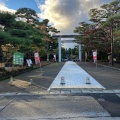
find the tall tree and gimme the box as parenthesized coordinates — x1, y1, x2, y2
(0, 12, 15, 62)
(0, 12, 15, 28)
(36, 19, 60, 60)
(74, 0, 120, 61)
(15, 8, 39, 24)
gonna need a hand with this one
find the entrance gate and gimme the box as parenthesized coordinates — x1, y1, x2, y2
(52, 35, 81, 62)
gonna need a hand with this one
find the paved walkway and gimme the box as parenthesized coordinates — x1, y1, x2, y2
(48, 61, 105, 91)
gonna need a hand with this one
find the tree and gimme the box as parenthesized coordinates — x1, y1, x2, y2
(36, 19, 60, 60)
(100, 0, 120, 63)
(74, 22, 98, 51)
(15, 8, 39, 24)
(0, 8, 59, 62)
(0, 12, 15, 28)
(0, 11, 44, 62)
(0, 31, 12, 62)
(74, 0, 120, 62)
(0, 12, 15, 62)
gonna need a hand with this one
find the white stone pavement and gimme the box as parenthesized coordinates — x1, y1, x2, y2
(48, 61, 105, 91)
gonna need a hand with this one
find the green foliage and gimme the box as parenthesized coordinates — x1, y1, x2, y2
(11, 21, 33, 30)
(0, 31, 11, 43)
(9, 29, 29, 37)
(74, 0, 120, 61)
(15, 8, 39, 24)
(61, 47, 67, 58)
(0, 7, 59, 61)
(0, 12, 15, 28)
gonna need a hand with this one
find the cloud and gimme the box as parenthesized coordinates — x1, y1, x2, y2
(37, 0, 112, 35)
(0, 2, 16, 13)
(36, 0, 113, 48)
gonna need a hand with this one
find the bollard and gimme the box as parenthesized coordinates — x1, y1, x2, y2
(85, 76, 91, 84)
(30, 79, 33, 85)
(60, 76, 65, 85)
(10, 75, 13, 83)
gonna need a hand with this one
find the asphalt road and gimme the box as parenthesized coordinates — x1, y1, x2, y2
(0, 61, 120, 120)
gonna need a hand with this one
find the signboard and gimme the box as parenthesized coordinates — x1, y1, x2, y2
(34, 52, 40, 64)
(29, 59, 32, 65)
(13, 52, 24, 65)
(26, 59, 32, 67)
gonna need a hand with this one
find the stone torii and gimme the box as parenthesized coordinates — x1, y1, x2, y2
(52, 35, 81, 62)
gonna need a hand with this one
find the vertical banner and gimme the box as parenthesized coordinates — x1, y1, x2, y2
(92, 50, 97, 68)
(34, 52, 40, 64)
(93, 50, 97, 62)
(53, 54, 56, 62)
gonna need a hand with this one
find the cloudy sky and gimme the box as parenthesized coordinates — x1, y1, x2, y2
(0, 0, 113, 48)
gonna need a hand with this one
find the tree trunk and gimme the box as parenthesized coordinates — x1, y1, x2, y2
(0, 41, 4, 63)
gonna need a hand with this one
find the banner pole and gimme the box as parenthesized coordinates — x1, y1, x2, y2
(40, 62, 42, 71)
(92, 50, 97, 68)
(96, 60, 97, 69)
(85, 52, 87, 64)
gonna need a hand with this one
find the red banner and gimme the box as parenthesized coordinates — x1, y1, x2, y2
(34, 52, 40, 64)
(93, 51, 97, 60)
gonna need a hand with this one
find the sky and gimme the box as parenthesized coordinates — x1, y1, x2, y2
(0, 0, 113, 48)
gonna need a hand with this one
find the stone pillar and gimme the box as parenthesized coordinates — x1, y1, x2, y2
(78, 44, 82, 61)
(58, 37, 61, 62)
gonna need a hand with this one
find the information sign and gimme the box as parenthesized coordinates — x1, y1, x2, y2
(13, 52, 24, 65)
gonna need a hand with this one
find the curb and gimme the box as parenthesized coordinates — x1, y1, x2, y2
(0, 89, 120, 96)
(97, 63, 120, 71)
(0, 62, 51, 81)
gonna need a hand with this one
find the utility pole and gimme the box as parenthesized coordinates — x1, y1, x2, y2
(47, 40, 49, 61)
(111, 21, 114, 66)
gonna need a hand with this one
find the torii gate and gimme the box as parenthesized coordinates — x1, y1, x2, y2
(52, 35, 81, 62)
